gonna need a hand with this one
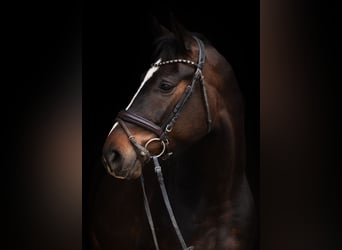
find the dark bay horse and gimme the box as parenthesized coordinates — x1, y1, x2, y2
(89, 20, 255, 250)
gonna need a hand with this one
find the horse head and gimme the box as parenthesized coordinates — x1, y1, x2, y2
(102, 19, 242, 181)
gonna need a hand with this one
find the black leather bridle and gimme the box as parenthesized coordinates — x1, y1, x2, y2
(113, 36, 211, 250)
(116, 36, 211, 162)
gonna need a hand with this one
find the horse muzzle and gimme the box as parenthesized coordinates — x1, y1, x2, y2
(102, 152, 143, 180)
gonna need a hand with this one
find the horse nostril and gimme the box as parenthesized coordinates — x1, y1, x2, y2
(103, 147, 123, 172)
(108, 149, 122, 165)
(110, 149, 122, 164)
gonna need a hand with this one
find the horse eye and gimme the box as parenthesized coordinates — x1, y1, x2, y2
(159, 82, 174, 92)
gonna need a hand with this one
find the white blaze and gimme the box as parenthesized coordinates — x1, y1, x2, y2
(125, 59, 161, 110)
(108, 121, 119, 136)
(107, 59, 161, 136)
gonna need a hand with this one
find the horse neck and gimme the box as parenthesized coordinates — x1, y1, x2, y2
(160, 109, 247, 209)
(198, 125, 244, 192)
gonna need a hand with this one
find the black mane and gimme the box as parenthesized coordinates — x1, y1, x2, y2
(152, 32, 210, 61)
(152, 34, 184, 60)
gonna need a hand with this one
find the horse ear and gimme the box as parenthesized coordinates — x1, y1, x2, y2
(169, 13, 192, 51)
(150, 16, 171, 40)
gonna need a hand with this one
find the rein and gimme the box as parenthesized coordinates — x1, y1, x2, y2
(114, 36, 210, 250)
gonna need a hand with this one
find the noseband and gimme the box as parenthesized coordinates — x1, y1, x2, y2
(113, 36, 211, 250)
(116, 36, 211, 161)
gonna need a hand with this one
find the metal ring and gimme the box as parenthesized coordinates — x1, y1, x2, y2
(144, 138, 166, 158)
(166, 124, 173, 133)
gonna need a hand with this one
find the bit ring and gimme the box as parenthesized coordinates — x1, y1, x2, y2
(144, 138, 166, 158)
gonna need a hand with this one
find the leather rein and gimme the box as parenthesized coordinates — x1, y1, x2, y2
(114, 36, 211, 250)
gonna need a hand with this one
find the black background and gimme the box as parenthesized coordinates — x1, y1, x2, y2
(83, 5, 260, 249)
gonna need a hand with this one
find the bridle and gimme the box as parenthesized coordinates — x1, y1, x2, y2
(116, 36, 211, 162)
(112, 36, 211, 250)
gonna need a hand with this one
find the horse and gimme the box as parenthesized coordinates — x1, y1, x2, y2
(89, 19, 256, 250)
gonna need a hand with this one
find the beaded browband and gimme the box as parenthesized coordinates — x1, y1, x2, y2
(153, 59, 198, 68)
